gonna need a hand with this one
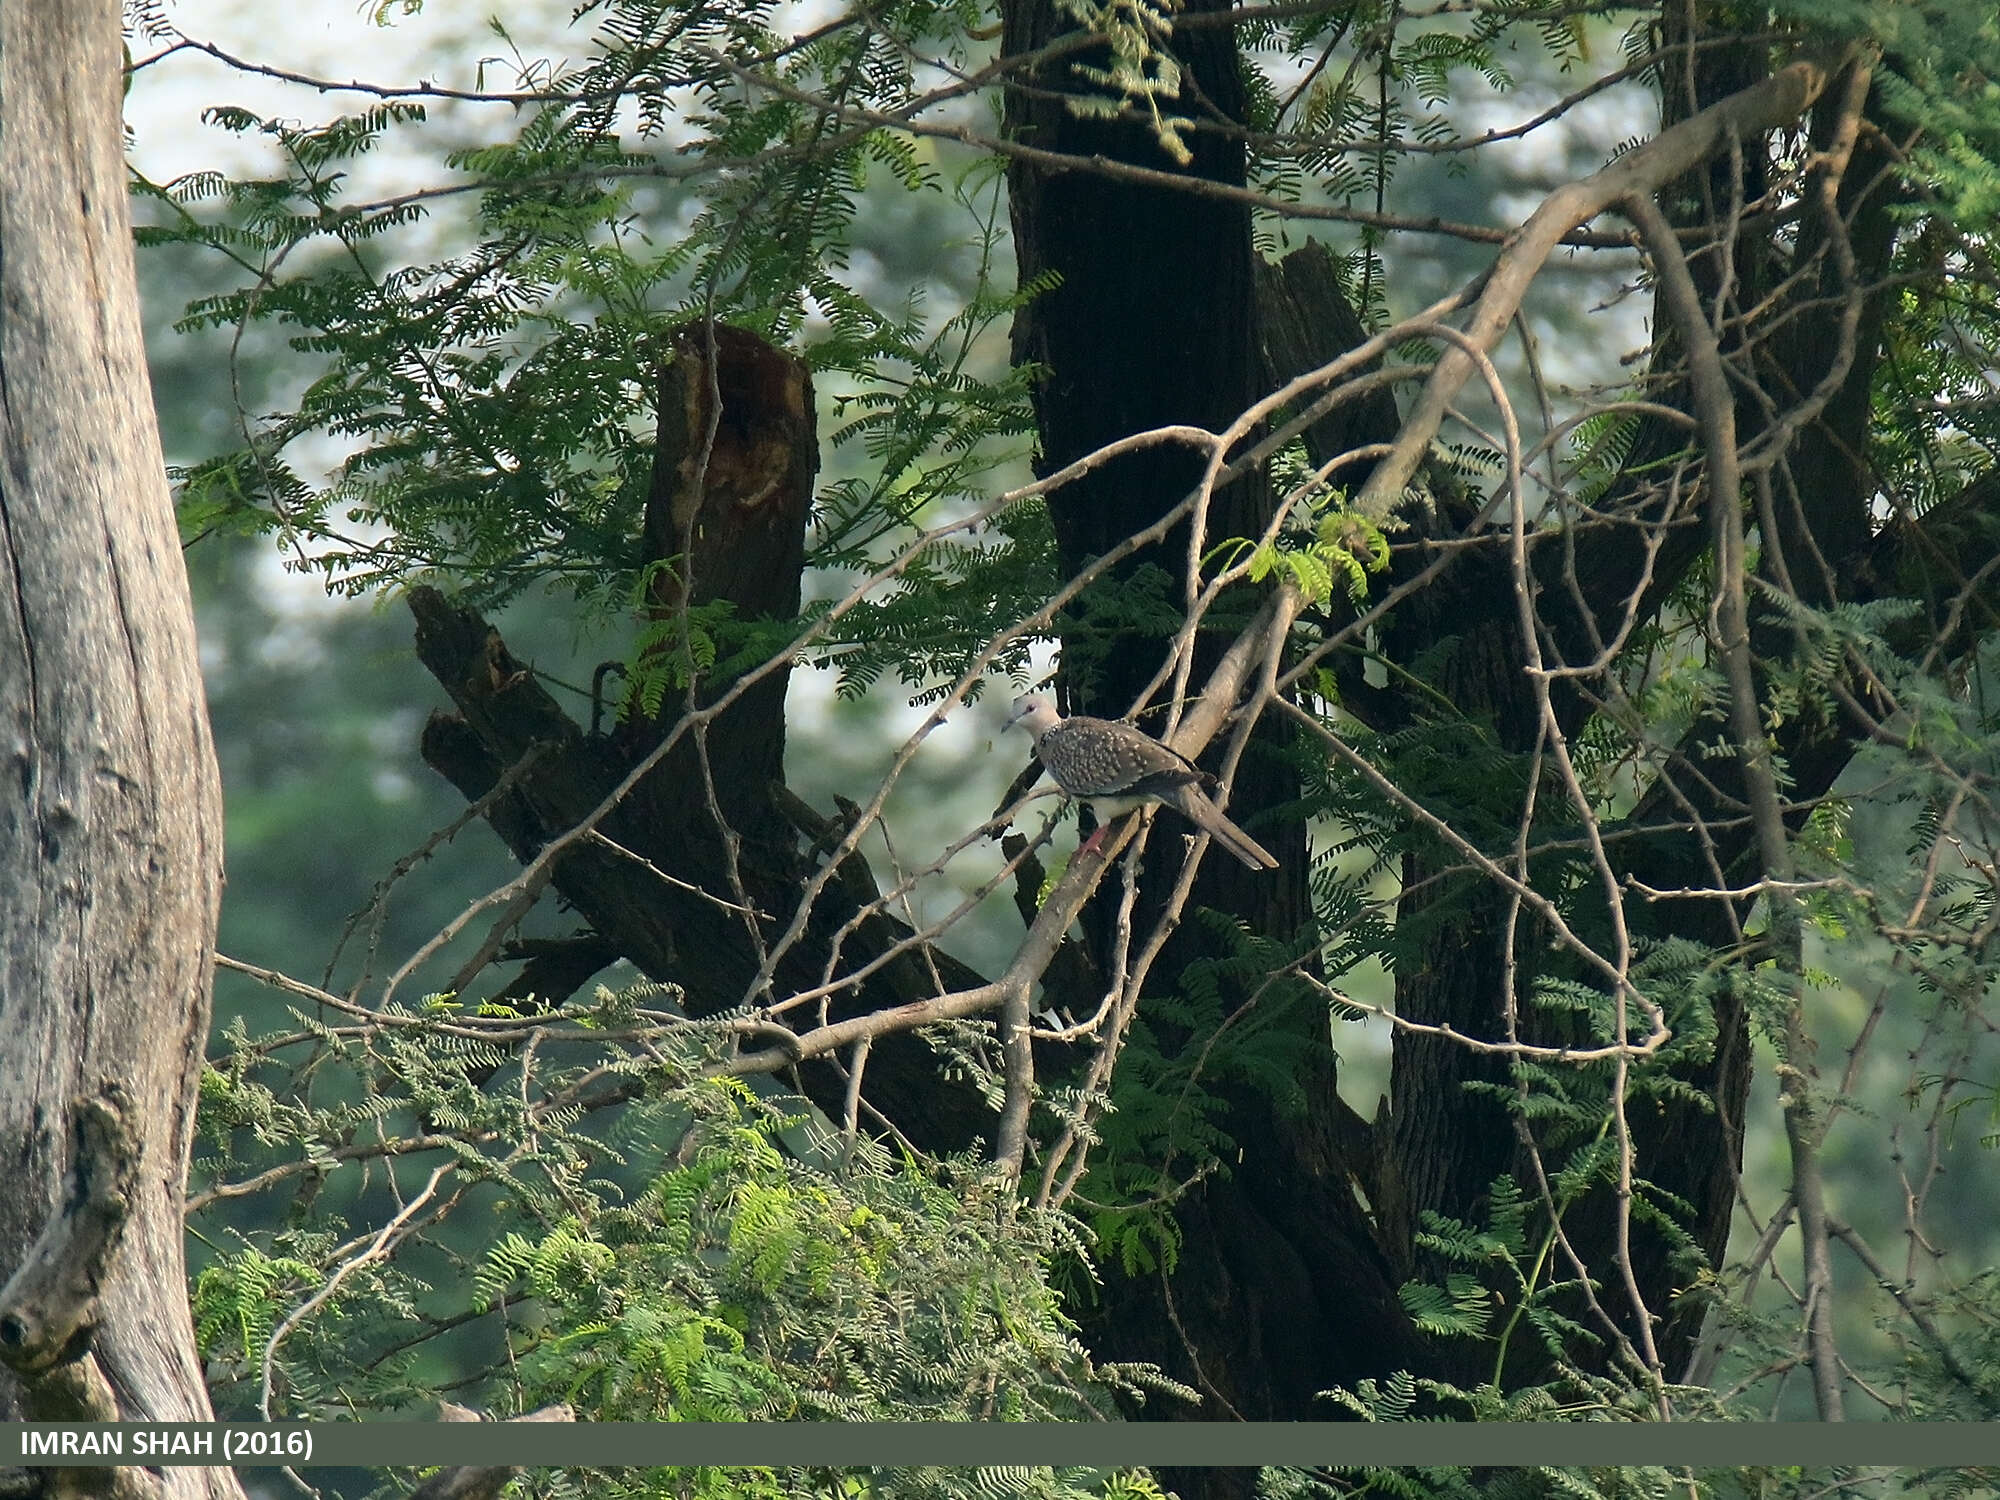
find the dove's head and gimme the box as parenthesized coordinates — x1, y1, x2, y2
(1004, 694, 1061, 738)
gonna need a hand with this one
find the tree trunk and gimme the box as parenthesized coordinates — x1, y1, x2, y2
(0, 2, 235, 1494)
(1000, 0, 1415, 1446)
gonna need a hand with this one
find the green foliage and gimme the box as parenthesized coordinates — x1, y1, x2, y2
(1078, 912, 1329, 1279)
(1238, 0, 1592, 216)
(625, 593, 733, 717)
(1303, 1376, 1708, 1497)
(1770, 0, 2000, 227)
(143, 2, 1040, 680)
(1056, 0, 1196, 165)
(1210, 460, 1392, 606)
(191, 1245, 324, 1365)
(195, 992, 1184, 1492)
(470, 1077, 1151, 1424)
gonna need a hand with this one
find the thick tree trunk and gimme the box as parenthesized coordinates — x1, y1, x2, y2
(0, 0, 234, 1494)
(1000, 0, 1413, 1455)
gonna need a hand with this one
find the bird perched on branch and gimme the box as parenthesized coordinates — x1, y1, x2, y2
(1004, 694, 1278, 871)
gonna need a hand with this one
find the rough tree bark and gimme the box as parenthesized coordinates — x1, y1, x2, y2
(0, 1, 235, 1497)
(999, 1, 1404, 1482)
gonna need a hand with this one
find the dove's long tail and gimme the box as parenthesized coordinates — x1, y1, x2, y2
(1168, 784, 1279, 871)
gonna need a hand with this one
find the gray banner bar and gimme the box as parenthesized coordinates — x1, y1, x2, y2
(7, 1423, 2000, 1469)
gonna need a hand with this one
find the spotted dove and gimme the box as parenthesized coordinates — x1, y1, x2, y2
(1003, 694, 1278, 871)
